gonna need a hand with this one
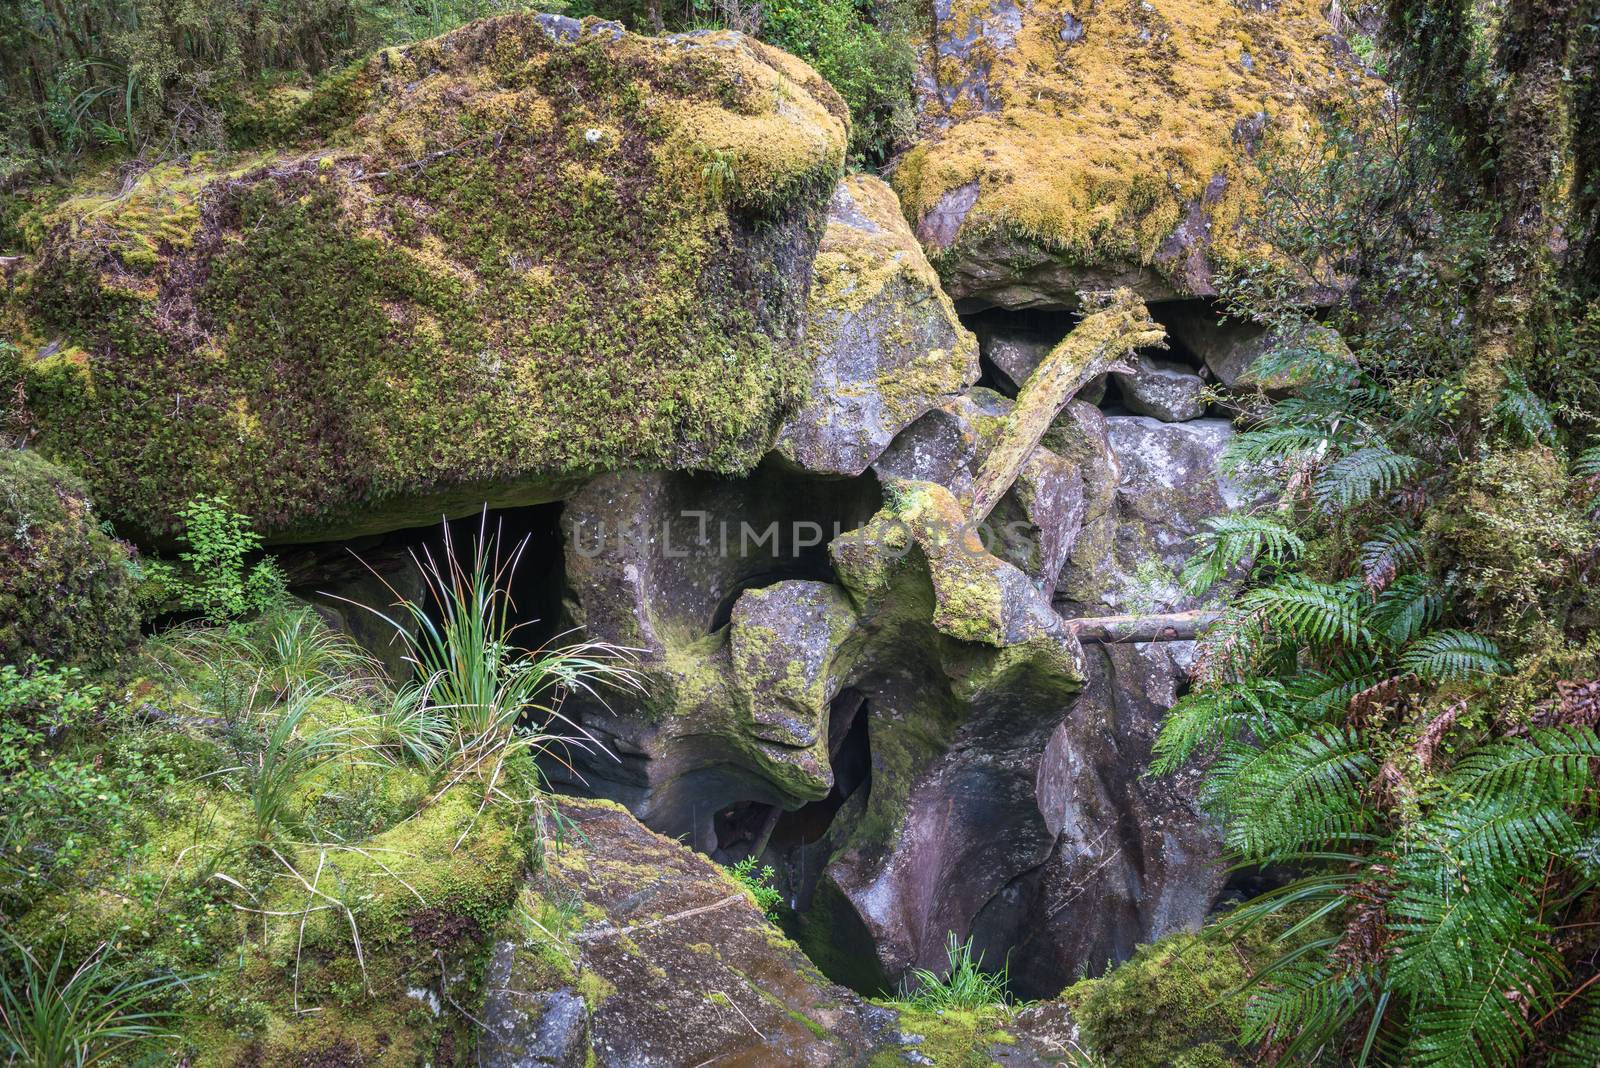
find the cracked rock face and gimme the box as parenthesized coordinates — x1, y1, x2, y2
(1058, 415, 1252, 616)
(775, 175, 980, 477)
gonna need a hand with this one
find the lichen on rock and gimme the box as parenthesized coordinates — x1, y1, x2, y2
(4, 13, 848, 542)
(893, 0, 1372, 308)
(774, 173, 979, 476)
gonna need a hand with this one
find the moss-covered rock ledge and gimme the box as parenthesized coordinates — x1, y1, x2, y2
(1, 14, 848, 542)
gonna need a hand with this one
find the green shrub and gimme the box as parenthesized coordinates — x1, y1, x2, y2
(725, 856, 782, 918)
(0, 449, 138, 669)
(144, 495, 286, 625)
(759, 0, 916, 164)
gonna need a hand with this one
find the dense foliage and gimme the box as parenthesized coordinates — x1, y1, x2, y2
(1153, 3, 1600, 1060)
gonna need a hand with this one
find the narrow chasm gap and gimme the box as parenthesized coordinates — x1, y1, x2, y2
(711, 688, 873, 873)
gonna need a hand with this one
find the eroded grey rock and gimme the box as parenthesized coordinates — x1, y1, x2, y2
(1109, 353, 1208, 422)
(479, 942, 590, 1067)
(775, 175, 978, 477)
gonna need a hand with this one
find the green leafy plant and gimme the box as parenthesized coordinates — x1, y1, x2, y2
(144, 496, 286, 625)
(898, 933, 1010, 1011)
(725, 856, 781, 918)
(1142, 91, 1600, 1064)
(0, 939, 180, 1066)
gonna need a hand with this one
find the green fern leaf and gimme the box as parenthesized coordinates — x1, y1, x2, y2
(1180, 514, 1306, 595)
(1370, 574, 1444, 645)
(1399, 630, 1505, 681)
(1492, 370, 1558, 446)
(1359, 524, 1424, 591)
(1214, 726, 1376, 862)
(1575, 446, 1600, 479)
(1447, 727, 1600, 805)
(1547, 991, 1600, 1068)
(1313, 445, 1419, 513)
(1238, 575, 1373, 648)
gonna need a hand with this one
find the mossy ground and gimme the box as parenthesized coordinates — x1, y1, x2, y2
(894, 0, 1373, 285)
(4, 610, 535, 1065)
(3, 14, 847, 542)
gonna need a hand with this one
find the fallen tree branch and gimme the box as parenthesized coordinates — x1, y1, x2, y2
(970, 289, 1165, 523)
(576, 893, 745, 942)
(1062, 609, 1220, 643)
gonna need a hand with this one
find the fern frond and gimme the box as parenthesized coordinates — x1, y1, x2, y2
(1284, 655, 1385, 721)
(1312, 445, 1419, 513)
(1409, 934, 1562, 1068)
(1370, 573, 1444, 645)
(1180, 514, 1307, 595)
(1214, 726, 1377, 862)
(1151, 680, 1292, 774)
(1237, 575, 1373, 648)
(1359, 524, 1424, 592)
(1575, 446, 1600, 479)
(1221, 425, 1331, 479)
(1492, 370, 1558, 446)
(1398, 630, 1505, 681)
(1547, 990, 1600, 1068)
(1241, 952, 1366, 1058)
(1446, 727, 1600, 805)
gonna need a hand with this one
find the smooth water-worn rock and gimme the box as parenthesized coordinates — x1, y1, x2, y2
(1109, 354, 1209, 422)
(4, 14, 847, 542)
(775, 175, 979, 476)
(972, 639, 1224, 997)
(894, 0, 1370, 309)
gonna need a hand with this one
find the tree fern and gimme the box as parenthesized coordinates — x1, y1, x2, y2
(1313, 445, 1420, 513)
(1398, 630, 1505, 681)
(1180, 514, 1306, 595)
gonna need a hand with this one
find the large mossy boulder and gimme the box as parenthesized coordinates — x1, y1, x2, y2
(2, 14, 848, 542)
(0, 449, 138, 669)
(893, 0, 1369, 309)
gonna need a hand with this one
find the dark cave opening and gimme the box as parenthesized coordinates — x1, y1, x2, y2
(279, 500, 570, 673)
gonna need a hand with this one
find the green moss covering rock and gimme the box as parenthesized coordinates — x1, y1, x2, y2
(894, 0, 1374, 307)
(3, 14, 848, 542)
(0, 448, 138, 668)
(1063, 928, 1253, 1068)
